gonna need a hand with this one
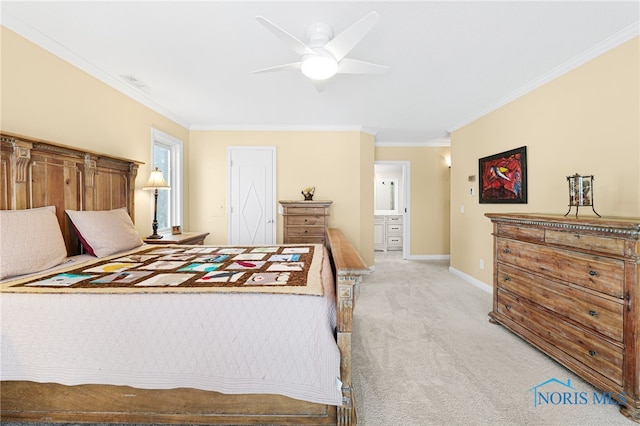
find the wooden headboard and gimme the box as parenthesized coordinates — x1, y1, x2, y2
(0, 132, 142, 256)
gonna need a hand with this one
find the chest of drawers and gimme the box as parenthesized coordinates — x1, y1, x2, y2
(385, 215, 403, 251)
(486, 213, 640, 421)
(280, 200, 332, 245)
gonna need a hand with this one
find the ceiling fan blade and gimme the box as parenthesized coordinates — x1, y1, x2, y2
(256, 16, 316, 57)
(253, 62, 301, 74)
(337, 58, 389, 74)
(324, 11, 380, 62)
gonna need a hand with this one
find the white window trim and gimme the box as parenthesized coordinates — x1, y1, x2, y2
(150, 128, 183, 233)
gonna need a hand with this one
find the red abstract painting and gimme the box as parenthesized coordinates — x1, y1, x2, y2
(479, 146, 527, 203)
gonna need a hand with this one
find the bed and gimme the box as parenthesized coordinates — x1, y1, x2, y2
(0, 132, 369, 425)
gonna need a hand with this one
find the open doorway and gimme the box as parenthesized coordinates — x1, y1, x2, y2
(374, 161, 409, 259)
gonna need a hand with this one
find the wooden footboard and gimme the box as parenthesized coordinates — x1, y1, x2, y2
(0, 229, 368, 425)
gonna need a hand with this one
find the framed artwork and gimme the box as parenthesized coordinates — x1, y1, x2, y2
(479, 146, 527, 204)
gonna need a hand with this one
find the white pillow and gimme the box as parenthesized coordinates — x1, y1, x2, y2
(0, 206, 68, 280)
(66, 207, 143, 258)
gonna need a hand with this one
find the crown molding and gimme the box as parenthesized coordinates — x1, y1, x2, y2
(360, 127, 378, 136)
(189, 124, 370, 132)
(448, 21, 640, 133)
(375, 138, 451, 148)
(1, 13, 191, 129)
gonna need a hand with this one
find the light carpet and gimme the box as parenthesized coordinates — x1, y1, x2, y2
(352, 251, 635, 425)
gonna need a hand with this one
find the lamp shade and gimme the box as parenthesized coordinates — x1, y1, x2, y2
(143, 167, 170, 190)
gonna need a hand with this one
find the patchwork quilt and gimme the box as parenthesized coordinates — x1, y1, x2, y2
(1, 244, 325, 296)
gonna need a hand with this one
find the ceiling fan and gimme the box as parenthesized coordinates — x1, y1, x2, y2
(253, 11, 389, 92)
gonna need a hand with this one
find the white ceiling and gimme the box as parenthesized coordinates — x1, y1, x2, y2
(2, 1, 638, 145)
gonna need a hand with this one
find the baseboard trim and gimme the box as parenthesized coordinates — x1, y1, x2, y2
(448, 266, 493, 294)
(406, 254, 450, 261)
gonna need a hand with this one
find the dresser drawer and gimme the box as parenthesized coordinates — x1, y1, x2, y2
(285, 215, 326, 226)
(545, 229, 625, 257)
(287, 226, 325, 237)
(386, 215, 403, 223)
(497, 238, 624, 298)
(497, 263, 624, 342)
(497, 290, 623, 386)
(386, 235, 402, 247)
(283, 206, 328, 215)
(386, 223, 402, 235)
(286, 236, 325, 244)
(496, 223, 544, 241)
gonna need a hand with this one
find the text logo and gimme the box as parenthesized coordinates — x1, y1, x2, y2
(528, 378, 625, 408)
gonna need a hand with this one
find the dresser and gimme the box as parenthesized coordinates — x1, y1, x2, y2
(280, 200, 332, 245)
(374, 215, 403, 251)
(486, 213, 640, 421)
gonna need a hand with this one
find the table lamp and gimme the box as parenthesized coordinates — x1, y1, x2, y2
(143, 167, 170, 239)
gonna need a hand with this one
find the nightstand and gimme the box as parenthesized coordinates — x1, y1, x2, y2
(144, 231, 210, 245)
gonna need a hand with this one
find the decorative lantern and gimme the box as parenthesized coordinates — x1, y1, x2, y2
(565, 173, 600, 217)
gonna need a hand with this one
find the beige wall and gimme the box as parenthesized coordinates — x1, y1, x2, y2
(359, 132, 376, 262)
(375, 146, 451, 256)
(450, 36, 640, 287)
(187, 130, 375, 266)
(0, 27, 190, 238)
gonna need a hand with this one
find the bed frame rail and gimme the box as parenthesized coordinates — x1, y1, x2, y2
(327, 228, 370, 425)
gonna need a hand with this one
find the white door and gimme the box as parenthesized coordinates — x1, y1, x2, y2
(228, 147, 276, 245)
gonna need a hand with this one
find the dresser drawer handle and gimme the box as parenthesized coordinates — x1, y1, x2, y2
(574, 234, 581, 239)
(589, 350, 598, 357)
(589, 310, 598, 317)
(589, 270, 599, 277)
(503, 276, 511, 282)
(304, 230, 308, 233)
(503, 248, 511, 254)
(504, 304, 511, 310)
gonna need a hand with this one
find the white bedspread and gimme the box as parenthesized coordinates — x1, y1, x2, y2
(0, 265, 341, 405)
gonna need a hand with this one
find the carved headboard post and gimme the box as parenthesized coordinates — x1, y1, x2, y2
(129, 162, 138, 222)
(8, 137, 33, 210)
(83, 154, 97, 211)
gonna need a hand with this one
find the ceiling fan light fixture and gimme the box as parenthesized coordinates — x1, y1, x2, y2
(301, 55, 338, 80)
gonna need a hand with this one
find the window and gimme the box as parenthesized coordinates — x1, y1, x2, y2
(151, 128, 183, 233)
